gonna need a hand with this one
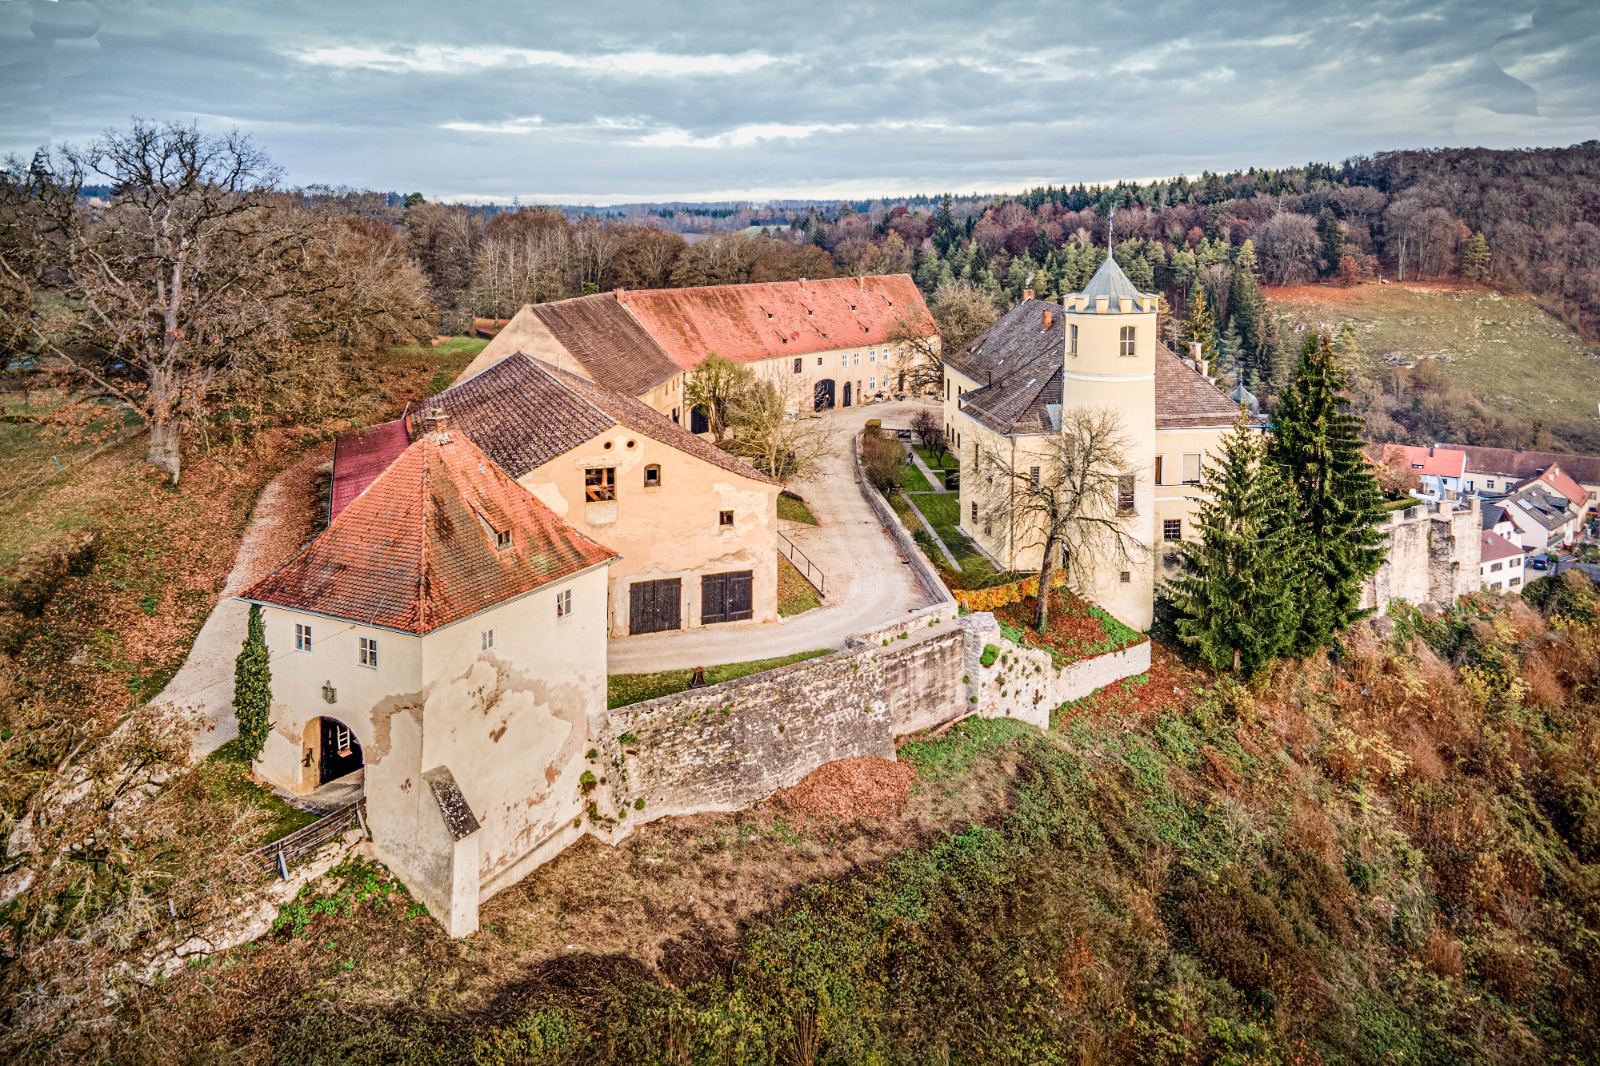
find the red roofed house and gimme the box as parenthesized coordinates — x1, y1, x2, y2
(1516, 463, 1588, 512)
(455, 275, 936, 420)
(1450, 444, 1600, 513)
(1479, 531, 1525, 593)
(241, 430, 619, 936)
(1376, 443, 1468, 501)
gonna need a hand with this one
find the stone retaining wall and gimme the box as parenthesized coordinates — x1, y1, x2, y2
(960, 613, 1151, 730)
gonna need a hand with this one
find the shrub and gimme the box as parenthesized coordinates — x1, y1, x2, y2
(861, 432, 904, 495)
(232, 604, 272, 761)
(979, 644, 1000, 667)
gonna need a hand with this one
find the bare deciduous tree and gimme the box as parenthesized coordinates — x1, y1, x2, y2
(977, 407, 1147, 631)
(725, 375, 832, 484)
(910, 407, 945, 462)
(1254, 212, 1321, 286)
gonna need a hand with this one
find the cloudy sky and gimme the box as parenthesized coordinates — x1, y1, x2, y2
(1, 1, 1595, 204)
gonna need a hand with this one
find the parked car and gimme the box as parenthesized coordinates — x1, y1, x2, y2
(1529, 554, 1550, 570)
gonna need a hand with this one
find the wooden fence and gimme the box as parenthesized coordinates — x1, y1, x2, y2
(252, 799, 367, 879)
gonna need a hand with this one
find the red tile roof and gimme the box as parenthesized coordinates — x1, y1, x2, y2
(241, 432, 615, 634)
(1377, 443, 1467, 480)
(1518, 464, 1587, 508)
(1480, 530, 1522, 564)
(617, 275, 932, 368)
(1154, 344, 1240, 430)
(1446, 444, 1600, 487)
(330, 419, 411, 520)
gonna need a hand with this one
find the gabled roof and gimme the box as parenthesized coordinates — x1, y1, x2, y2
(416, 352, 777, 485)
(1516, 464, 1587, 508)
(616, 275, 930, 368)
(455, 294, 683, 397)
(241, 433, 616, 634)
(1076, 254, 1147, 307)
(1377, 443, 1468, 480)
(1154, 345, 1240, 430)
(944, 297, 1063, 383)
(1480, 530, 1522, 564)
(330, 419, 411, 520)
(1447, 444, 1600, 487)
(1502, 483, 1576, 531)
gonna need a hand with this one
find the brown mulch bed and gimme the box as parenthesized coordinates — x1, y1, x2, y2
(772, 756, 917, 822)
(1055, 643, 1207, 724)
(993, 589, 1134, 664)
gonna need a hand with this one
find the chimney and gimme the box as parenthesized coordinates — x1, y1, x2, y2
(1188, 341, 1202, 361)
(425, 407, 449, 434)
(1023, 288, 1035, 301)
(1041, 309, 1052, 331)
(858, 275, 865, 291)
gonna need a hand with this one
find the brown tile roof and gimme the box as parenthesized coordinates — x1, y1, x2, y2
(944, 297, 1063, 383)
(1515, 464, 1588, 508)
(1446, 444, 1600, 487)
(1480, 530, 1522, 564)
(415, 352, 777, 485)
(617, 275, 931, 368)
(240, 433, 615, 634)
(529, 293, 682, 396)
(1153, 344, 1240, 430)
(330, 419, 411, 520)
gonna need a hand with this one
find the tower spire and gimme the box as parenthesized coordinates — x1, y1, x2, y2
(1107, 207, 1114, 250)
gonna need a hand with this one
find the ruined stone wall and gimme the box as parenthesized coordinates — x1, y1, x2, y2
(1363, 497, 1483, 610)
(960, 614, 1152, 730)
(589, 621, 965, 824)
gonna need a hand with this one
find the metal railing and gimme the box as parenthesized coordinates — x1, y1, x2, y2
(252, 799, 367, 879)
(778, 530, 826, 598)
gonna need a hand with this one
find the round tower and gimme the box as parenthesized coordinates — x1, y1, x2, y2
(1058, 256, 1159, 629)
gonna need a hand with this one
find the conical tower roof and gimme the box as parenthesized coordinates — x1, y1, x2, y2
(1077, 254, 1147, 304)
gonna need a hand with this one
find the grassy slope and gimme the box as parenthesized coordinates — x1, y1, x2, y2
(607, 648, 833, 708)
(1272, 283, 1600, 427)
(776, 555, 822, 617)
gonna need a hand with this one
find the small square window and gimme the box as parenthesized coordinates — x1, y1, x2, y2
(481, 629, 495, 651)
(556, 589, 572, 618)
(1163, 519, 1182, 541)
(1119, 326, 1136, 357)
(495, 528, 512, 550)
(585, 467, 616, 502)
(644, 464, 662, 487)
(295, 622, 312, 652)
(816, 356, 822, 366)
(359, 636, 378, 668)
(719, 510, 735, 528)
(1120, 571, 1132, 584)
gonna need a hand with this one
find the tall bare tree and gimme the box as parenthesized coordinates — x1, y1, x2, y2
(977, 407, 1146, 631)
(724, 375, 831, 483)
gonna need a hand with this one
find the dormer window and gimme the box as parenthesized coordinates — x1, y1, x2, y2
(1119, 326, 1136, 357)
(495, 528, 512, 550)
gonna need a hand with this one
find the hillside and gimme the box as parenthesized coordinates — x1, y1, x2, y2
(1272, 282, 1600, 451)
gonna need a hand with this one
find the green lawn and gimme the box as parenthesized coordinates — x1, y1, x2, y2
(914, 443, 955, 472)
(906, 491, 1014, 588)
(777, 555, 822, 616)
(205, 739, 321, 842)
(1273, 284, 1600, 429)
(899, 459, 934, 493)
(607, 649, 834, 709)
(777, 492, 819, 525)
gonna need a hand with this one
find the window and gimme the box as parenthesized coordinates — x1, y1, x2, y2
(494, 527, 512, 550)
(1120, 571, 1132, 583)
(1155, 455, 1165, 485)
(816, 357, 822, 366)
(644, 464, 661, 487)
(1487, 479, 1496, 489)
(1512, 557, 1521, 567)
(1163, 519, 1182, 541)
(841, 354, 849, 368)
(585, 467, 616, 502)
(556, 589, 572, 618)
(868, 376, 876, 391)
(852, 352, 860, 366)
(1029, 465, 1040, 489)
(481, 629, 495, 651)
(1182, 453, 1202, 485)
(945, 380, 951, 400)
(672, 407, 680, 423)
(358, 636, 378, 669)
(1490, 561, 1503, 572)
(1069, 324, 1078, 355)
(719, 509, 735, 528)
(793, 357, 802, 374)
(295, 623, 312, 652)
(1117, 474, 1136, 515)
(970, 501, 978, 522)
(1119, 326, 1136, 357)
(868, 350, 876, 363)
(1510, 576, 1522, 587)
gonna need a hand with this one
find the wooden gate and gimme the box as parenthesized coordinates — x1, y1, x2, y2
(701, 570, 754, 625)
(629, 578, 682, 635)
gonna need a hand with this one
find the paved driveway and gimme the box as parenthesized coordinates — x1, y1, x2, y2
(604, 398, 940, 673)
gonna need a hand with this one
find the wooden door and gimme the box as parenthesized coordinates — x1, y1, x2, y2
(701, 570, 754, 625)
(629, 578, 682, 635)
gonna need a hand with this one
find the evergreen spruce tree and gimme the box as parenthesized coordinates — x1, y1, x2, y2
(1317, 207, 1345, 275)
(1268, 332, 1388, 654)
(1228, 240, 1268, 380)
(1267, 313, 1298, 397)
(1462, 231, 1491, 281)
(1169, 418, 1301, 677)
(1181, 285, 1217, 363)
(233, 603, 273, 760)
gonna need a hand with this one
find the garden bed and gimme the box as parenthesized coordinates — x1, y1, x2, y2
(992, 588, 1143, 667)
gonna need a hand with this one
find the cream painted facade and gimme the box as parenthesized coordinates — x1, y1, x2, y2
(746, 341, 934, 413)
(251, 564, 612, 937)
(516, 424, 780, 637)
(952, 291, 1164, 630)
(1152, 425, 1224, 575)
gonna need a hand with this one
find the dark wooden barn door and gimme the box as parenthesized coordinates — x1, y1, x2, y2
(629, 578, 682, 635)
(701, 570, 754, 625)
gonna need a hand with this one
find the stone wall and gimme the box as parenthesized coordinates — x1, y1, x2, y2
(1363, 497, 1483, 610)
(960, 613, 1152, 730)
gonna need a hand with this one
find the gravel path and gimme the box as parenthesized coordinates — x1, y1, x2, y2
(605, 399, 939, 673)
(152, 460, 323, 760)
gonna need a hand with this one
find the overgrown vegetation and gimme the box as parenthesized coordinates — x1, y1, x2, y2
(776, 491, 818, 525)
(606, 649, 833, 709)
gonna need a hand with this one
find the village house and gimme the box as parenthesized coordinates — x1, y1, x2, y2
(239, 431, 619, 936)
(1479, 530, 1525, 592)
(1484, 481, 1583, 551)
(1376, 443, 1469, 501)
(456, 276, 938, 421)
(940, 259, 1238, 630)
(1449, 444, 1600, 514)
(418, 354, 780, 637)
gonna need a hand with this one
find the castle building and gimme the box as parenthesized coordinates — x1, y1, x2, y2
(941, 257, 1237, 630)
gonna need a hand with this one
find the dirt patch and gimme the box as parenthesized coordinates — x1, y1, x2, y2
(993, 589, 1135, 665)
(1271, 280, 1467, 304)
(772, 756, 916, 822)
(1056, 642, 1207, 723)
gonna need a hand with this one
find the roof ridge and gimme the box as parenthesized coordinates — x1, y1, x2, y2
(520, 354, 622, 430)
